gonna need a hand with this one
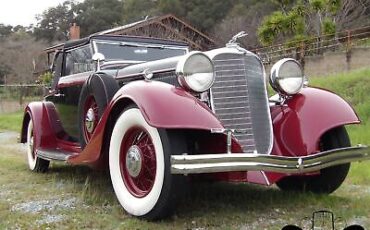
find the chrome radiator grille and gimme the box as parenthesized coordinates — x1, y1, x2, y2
(211, 53, 272, 154)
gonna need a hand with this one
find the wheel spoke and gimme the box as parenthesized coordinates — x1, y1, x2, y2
(120, 127, 156, 198)
(133, 131, 144, 145)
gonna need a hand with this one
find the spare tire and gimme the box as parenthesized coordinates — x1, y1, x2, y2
(78, 73, 119, 148)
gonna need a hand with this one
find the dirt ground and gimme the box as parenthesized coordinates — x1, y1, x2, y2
(0, 131, 23, 152)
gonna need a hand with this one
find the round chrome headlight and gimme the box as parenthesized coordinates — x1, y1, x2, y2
(176, 52, 215, 93)
(270, 58, 304, 95)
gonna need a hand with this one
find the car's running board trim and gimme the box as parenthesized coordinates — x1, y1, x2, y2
(171, 145, 369, 174)
(37, 149, 76, 161)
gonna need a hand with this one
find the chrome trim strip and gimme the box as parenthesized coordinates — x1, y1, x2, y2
(94, 39, 188, 52)
(171, 145, 369, 174)
(261, 171, 271, 185)
(212, 89, 250, 94)
(213, 84, 248, 89)
(116, 68, 175, 80)
(213, 58, 245, 62)
(259, 55, 274, 155)
(37, 149, 71, 161)
(217, 111, 251, 116)
(215, 68, 246, 73)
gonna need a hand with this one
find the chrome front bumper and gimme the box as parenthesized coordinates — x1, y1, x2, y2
(171, 145, 369, 174)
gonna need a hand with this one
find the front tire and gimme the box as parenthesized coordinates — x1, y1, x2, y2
(276, 126, 351, 194)
(109, 107, 187, 220)
(26, 119, 49, 172)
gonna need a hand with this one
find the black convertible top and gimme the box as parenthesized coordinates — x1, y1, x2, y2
(62, 34, 189, 50)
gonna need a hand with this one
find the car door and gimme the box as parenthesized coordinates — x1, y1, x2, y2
(46, 45, 93, 141)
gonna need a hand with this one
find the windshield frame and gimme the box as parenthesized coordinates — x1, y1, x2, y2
(92, 39, 189, 62)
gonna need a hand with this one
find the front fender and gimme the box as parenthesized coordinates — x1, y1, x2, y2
(271, 87, 359, 158)
(67, 81, 223, 167)
(110, 80, 224, 130)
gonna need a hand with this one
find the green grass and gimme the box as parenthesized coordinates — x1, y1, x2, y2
(310, 68, 370, 146)
(0, 110, 23, 132)
(0, 68, 370, 229)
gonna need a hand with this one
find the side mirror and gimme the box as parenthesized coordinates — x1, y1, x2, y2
(92, 53, 105, 71)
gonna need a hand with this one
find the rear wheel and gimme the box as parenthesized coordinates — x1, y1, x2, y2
(26, 119, 49, 172)
(276, 126, 351, 194)
(109, 106, 188, 220)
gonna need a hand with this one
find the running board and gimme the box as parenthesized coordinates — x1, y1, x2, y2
(37, 149, 76, 161)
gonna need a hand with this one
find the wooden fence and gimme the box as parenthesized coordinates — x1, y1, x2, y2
(252, 25, 370, 68)
(0, 84, 45, 113)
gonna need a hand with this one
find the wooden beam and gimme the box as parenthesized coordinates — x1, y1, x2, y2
(155, 22, 203, 50)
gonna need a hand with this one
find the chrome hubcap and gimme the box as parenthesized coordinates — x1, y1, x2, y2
(126, 145, 142, 177)
(85, 108, 96, 133)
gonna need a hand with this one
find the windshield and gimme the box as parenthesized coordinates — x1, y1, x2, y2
(94, 40, 187, 62)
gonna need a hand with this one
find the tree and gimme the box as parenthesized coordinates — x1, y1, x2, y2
(212, 1, 278, 48)
(257, 0, 341, 45)
(0, 64, 12, 84)
(74, 0, 124, 36)
(33, 1, 75, 42)
(158, 0, 233, 31)
(0, 34, 47, 84)
(34, 0, 125, 41)
(336, 0, 370, 30)
(0, 24, 13, 39)
(122, 0, 159, 23)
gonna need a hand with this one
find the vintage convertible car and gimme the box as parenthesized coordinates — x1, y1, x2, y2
(21, 33, 369, 220)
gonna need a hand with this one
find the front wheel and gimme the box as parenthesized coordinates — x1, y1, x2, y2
(276, 126, 351, 194)
(109, 107, 187, 220)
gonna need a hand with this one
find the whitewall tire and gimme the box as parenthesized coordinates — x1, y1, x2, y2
(109, 107, 187, 220)
(26, 119, 49, 172)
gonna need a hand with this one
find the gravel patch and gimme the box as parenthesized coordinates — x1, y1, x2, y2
(0, 131, 18, 143)
(36, 214, 65, 225)
(11, 197, 78, 214)
(0, 131, 25, 153)
(0, 190, 12, 201)
(347, 216, 368, 227)
(342, 184, 370, 197)
(240, 211, 293, 230)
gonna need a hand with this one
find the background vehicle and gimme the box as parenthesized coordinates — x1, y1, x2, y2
(21, 34, 369, 220)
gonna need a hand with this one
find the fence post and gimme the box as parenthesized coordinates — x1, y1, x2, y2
(19, 85, 24, 107)
(300, 41, 306, 71)
(346, 30, 352, 71)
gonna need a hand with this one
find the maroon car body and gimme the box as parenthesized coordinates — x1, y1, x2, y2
(21, 34, 369, 220)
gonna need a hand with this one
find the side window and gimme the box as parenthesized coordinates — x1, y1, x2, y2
(51, 52, 63, 90)
(63, 45, 93, 76)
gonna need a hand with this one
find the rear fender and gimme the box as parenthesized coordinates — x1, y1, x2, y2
(266, 87, 360, 184)
(21, 102, 65, 150)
